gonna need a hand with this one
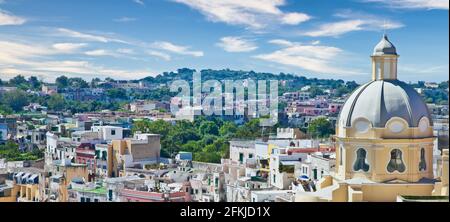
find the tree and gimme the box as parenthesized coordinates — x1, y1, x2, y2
(0, 90, 29, 112)
(219, 122, 238, 138)
(28, 76, 41, 90)
(91, 78, 102, 88)
(235, 118, 262, 139)
(56, 76, 69, 88)
(9, 75, 27, 86)
(309, 87, 325, 98)
(439, 81, 449, 90)
(0, 104, 13, 115)
(47, 94, 66, 111)
(68, 77, 89, 88)
(199, 121, 219, 136)
(106, 88, 127, 99)
(307, 117, 335, 139)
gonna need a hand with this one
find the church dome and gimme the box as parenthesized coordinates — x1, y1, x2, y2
(373, 34, 397, 56)
(338, 80, 432, 128)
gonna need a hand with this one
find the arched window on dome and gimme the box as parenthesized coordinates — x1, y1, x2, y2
(419, 148, 427, 171)
(387, 149, 406, 173)
(353, 148, 370, 172)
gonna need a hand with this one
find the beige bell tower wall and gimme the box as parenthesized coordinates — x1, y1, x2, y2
(335, 137, 435, 183)
(372, 55, 399, 81)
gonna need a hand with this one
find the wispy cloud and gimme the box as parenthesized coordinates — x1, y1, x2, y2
(133, 0, 145, 6)
(0, 39, 153, 81)
(254, 39, 361, 75)
(151, 41, 204, 57)
(147, 50, 172, 61)
(85, 49, 119, 57)
(52, 43, 88, 53)
(400, 64, 449, 74)
(217, 36, 258, 52)
(301, 10, 404, 37)
(360, 0, 449, 10)
(56, 28, 130, 44)
(113, 17, 138, 22)
(0, 9, 26, 25)
(171, 0, 311, 29)
(117, 48, 135, 54)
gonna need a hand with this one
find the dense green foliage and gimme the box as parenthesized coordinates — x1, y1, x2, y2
(0, 141, 44, 161)
(132, 117, 276, 163)
(0, 90, 29, 112)
(307, 117, 335, 139)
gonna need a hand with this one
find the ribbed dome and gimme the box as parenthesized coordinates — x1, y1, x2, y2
(338, 80, 432, 128)
(373, 34, 397, 56)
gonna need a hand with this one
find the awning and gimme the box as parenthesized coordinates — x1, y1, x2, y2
(22, 173, 31, 180)
(299, 175, 309, 180)
(15, 172, 24, 178)
(29, 174, 39, 181)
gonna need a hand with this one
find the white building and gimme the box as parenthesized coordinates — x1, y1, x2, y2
(229, 140, 256, 165)
(269, 147, 306, 189)
(91, 126, 124, 141)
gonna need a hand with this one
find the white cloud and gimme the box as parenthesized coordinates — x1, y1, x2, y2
(217, 36, 258, 52)
(113, 17, 137, 22)
(147, 50, 172, 61)
(56, 28, 129, 44)
(302, 11, 404, 37)
(117, 48, 135, 54)
(85, 49, 119, 57)
(303, 20, 367, 37)
(268, 39, 295, 47)
(52, 43, 88, 53)
(0, 9, 26, 25)
(133, 0, 145, 6)
(254, 39, 360, 75)
(361, 0, 449, 10)
(0, 39, 152, 81)
(151, 41, 204, 57)
(281, 12, 311, 25)
(171, 0, 311, 29)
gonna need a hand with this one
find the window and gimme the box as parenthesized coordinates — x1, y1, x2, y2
(419, 148, 427, 171)
(339, 146, 343, 166)
(387, 149, 406, 173)
(111, 130, 116, 136)
(108, 190, 113, 201)
(80, 197, 85, 202)
(239, 153, 244, 164)
(248, 154, 253, 159)
(353, 148, 370, 172)
(102, 151, 107, 161)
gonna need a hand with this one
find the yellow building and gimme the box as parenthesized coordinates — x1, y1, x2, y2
(296, 35, 449, 202)
(107, 134, 161, 178)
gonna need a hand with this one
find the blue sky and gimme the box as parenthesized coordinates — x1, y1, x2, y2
(0, 0, 448, 83)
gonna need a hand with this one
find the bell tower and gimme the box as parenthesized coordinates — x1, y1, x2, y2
(371, 34, 399, 80)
